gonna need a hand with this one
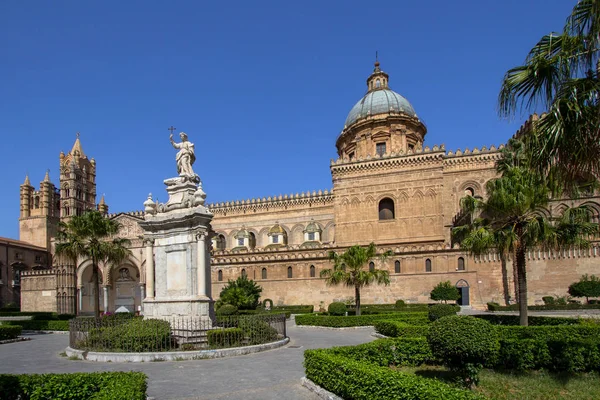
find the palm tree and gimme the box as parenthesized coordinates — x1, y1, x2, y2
(55, 211, 131, 318)
(320, 243, 392, 316)
(499, 0, 600, 191)
(452, 166, 598, 325)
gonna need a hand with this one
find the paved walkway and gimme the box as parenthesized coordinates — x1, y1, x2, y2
(0, 319, 375, 400)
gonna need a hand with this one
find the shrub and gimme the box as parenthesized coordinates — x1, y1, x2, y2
(304, 349, 482, 400)
(238, 317, 279, 345)
(430, 281, 460, 303)
(327, 302, 347, 316)
(80, 319, 172, 352)
(427, 316, 499, 388)
(0, 372, 147, 400)
(216, 275, 262, 310)
(0, 325, 22, 340)
(547, 339, 600, 372)
(569, 274, 600, 304)
(207, 328, 243, 348)
(395, 299, 406, 308)
(374, 321, 429, 338)
(496, 339, 551, 370)
(272, 305, 313, 314)
(496, 325, 600, 341)
(295, 312, 429, 328)
(262, 298, 274, 309)
(428, 304, 460, 321)
(542, 296, 555, 305)
(216, 304, 238, 316)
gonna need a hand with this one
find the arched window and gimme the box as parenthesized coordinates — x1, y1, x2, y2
(369, 262, 375, 272)
(217, 234, 226, 250)
(457, 257, 465, 271)
(465, 187, 474, 197)
(249, 232, 256, 248)
(376, 79, 381, 88)
(34, 197, 40, 209)
(217, 270, 223, 281)
(241, 268, 247, 278)
(310, 265, 315, 277)
(287, 266, 293, 279)
(425, 259, 432, 272)
(394, 260, 401, 273)
(261, 268, 267, 279)
(379, 198, 395, 220)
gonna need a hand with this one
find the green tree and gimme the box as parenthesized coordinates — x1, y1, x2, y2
(320, 243, 392, 316)
(55, 211, 131, 318)
(452, 165, 598, 326)
(568, 274, 600, 303)
(430, 281, 460, 304)
(216, 275, 262, 310)
(499, 0, 600, 190)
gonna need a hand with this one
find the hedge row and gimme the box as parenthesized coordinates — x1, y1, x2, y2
(272, 305, 314, 314)
(2, 320, 70, 331)
(348, 303, 431, 313)
(0, 372, 147, 400)
(332, 335, 600, 373)
(237, 310, 292, 319)
(304, 349, 481, 400)
(473, 314, 579, 326)
(0, 326, 22, 340)
(487, 302, 600, 312)
(295, 312, 428, 327)
(77, 319, 172, 352)
(375, 321, 600, 341)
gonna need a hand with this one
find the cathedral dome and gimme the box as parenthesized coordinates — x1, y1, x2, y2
(344, 89, 416, 128)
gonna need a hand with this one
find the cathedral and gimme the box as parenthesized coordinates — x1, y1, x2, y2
(15, 62, 600, 314)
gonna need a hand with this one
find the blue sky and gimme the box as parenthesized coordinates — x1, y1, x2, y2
(0, 0, 576, 239)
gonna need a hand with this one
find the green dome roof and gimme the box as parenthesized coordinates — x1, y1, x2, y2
(345, 89, 417, 128)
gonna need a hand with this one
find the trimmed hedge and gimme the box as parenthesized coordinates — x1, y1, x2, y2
(474, 314, 579, 326)
(0, 325, 22, 340)
(0, 372, 147, 400)
(237, 310, 292, 319)
(374, 321, 430, 338)
(487, 302, 600, 311)
(2, 320, 70, 331)
(295, 312, 428, 327)
(216, 304, 238, 316)
(80, 319, 172, 352)
(375, 320, 600, 342)
(327, 337, 434, 367)
(428, 304, 460, 321)
(272, 305, 313, 314)
(207, 328, 243, 347)
(328, 302, 347, 316)
(304, 349, 482, 400)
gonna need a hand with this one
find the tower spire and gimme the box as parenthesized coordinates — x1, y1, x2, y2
(43, 169, 50, 183)
(23, 174, 31, 186)
(70, 132, 85, 158)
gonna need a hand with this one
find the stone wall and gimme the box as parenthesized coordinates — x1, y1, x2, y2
(21, 270, 57, 312)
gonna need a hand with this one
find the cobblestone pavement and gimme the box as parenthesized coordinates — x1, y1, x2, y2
(0, 319, 375, 400)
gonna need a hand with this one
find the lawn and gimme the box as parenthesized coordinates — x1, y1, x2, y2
(394, 365, 600, 400)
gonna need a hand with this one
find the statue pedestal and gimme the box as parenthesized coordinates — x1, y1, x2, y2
(140, 177, 213, 321)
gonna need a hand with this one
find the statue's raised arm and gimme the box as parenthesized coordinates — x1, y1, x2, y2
(170, 132, 199, 182)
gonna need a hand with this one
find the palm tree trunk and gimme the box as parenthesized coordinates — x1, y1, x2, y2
(500, 254, 511, 306)
(355, 285, 361, 316)
(92, 260, 100, 318)
(512, 252, 519, 304)
(515, 244, 528, 326)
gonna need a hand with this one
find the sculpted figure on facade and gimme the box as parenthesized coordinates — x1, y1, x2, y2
(170, 132, 199, 182)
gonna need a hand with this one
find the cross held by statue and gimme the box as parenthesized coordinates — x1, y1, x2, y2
(168, 126, 177, 135)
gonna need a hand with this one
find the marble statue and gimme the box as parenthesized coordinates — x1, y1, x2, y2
(170, 132, 199, 181)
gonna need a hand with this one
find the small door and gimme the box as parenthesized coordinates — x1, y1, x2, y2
(458, 286, 470, 306)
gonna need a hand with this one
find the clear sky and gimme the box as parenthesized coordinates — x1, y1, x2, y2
(0, 0, 576, 239)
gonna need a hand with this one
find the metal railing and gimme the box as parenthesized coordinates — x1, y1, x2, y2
(69, 313, 286, 352)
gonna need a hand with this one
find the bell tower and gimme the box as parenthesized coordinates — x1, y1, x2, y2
(19, 171, 60, 250)
(59, 133, 99, 220)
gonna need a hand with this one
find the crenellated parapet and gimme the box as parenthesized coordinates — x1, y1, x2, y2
(21, 269, 55, 277)
(443, 144, 503, 171)
(513, 113, 540, 139)
(207, 189, 334, 215)
(212, 240, 453, 265)
(472, 243, 600, 263)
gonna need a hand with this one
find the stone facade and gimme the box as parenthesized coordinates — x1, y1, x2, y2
(0, 237, 51, 308)
(15, 61, 600, 313)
